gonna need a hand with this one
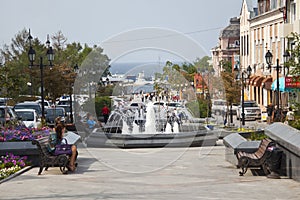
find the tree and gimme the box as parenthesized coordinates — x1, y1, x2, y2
(74, 46, 111, 97)
(0, 29, 39, 99)
(285, 32, 300, 129)
(0, 28, 111, 104)
(221, 71, 240, 105)
(194, 56, 213, 72)
(286, 32, 300, 75)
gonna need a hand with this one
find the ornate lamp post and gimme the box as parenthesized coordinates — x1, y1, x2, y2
(265, 50, 282, 121)
(265, 50, 290, 121)
(28, 30, 54, 120)
(234, 65, 252, 126)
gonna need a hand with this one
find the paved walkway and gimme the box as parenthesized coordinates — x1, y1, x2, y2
(1, 141, 300, 200)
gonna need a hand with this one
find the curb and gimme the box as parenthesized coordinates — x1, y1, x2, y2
(0, 166, 33, 184)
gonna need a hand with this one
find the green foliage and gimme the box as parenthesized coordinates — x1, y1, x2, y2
(194, 56, 213, 72)
(219, 60, 232, 73)
(288, 115, 300, 130)
(95, 96, 111, 118)
(221, 71, 240, 105)
(186, 96, 211, 118)
(82, 96, 111, 118)
(285, 32, 300, 122)
(249, 132, 268, 141)
(286, 32, 300, 75)
(0, 29, 111, 104)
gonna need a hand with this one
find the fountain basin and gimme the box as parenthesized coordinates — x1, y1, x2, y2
(85, 130, 218, 148)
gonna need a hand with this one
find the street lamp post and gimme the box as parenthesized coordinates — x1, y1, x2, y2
(234, 65, 252, 126)
(28, 30, 54, 120)
(265, 50, 289, 122)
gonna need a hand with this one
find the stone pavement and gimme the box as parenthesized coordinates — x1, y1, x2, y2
(0, 141, 300, 200)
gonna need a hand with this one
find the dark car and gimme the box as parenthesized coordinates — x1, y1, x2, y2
(45, 107, 66, 127)
(0, 106, 22, 126)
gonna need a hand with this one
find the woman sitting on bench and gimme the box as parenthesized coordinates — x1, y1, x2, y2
(54, 124, 78, 172)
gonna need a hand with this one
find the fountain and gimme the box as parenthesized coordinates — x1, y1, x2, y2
(85, 101, 218, 148)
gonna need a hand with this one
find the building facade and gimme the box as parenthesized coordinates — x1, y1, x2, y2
(211, 17, 240, 76)
(240, 0, 299, 111)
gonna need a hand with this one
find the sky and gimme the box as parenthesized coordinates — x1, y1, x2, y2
(1, 0, 242, 63)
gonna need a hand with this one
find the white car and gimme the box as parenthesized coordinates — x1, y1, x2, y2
(15, 109, 41, 128)
(36, 100, 51, 109)
(236, 101, 262, 121)
(211, 99, 227, 115)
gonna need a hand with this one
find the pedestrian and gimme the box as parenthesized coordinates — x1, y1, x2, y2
(266, 103, 274, 124)
(285, 107, 295, 125)
(101, 104, 110, 124)
(86, 113, 97, 129)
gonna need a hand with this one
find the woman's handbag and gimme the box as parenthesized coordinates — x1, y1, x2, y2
(54, 138, 72, 156)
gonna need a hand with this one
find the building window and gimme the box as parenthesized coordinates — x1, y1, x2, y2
(259, 0, 265, 14)
(290, 2, 296, 23)
(279, 0, 284, 7)
(271, 0, 277, 10)
(247, 35, 249, 55)
(244, 36, 246, 56)
(241, 36, 244, 55)
(265, 0, 270, 12)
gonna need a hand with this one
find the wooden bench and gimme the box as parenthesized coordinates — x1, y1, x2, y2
(32, 137, 71, 175)
(237, 138, 275, 176)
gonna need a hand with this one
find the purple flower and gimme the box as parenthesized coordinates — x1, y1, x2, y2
(1, 126, 51, 142)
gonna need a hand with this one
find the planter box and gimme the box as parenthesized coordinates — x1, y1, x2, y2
(0, 141, 39, 166)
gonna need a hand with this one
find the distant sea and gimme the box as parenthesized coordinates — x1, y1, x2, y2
(110, 61, 182, 77)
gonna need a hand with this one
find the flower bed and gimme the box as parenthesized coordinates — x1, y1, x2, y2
(0, 125, 51, 142)
(0, 153, 29, 180)
(0, 125, 52, 166)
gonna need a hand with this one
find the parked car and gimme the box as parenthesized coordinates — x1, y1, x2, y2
(152, 101, 168, 113)
(35, 99, 51, 109)
(13, 102, 42, 117)
(0, 106, 21, 126)
(45, 107, 66, 127)
(236, 101, 262, 121)
(15, 109, 40, 128)
(166, 102, 184, 108)
(128, 102, 146, 112)
(211, 99, 227, 115)
(57, 100, 70, 106)
(57, 105, 73, 123)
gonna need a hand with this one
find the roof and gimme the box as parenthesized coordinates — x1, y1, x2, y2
(241, 0, 258, 19)
(16, 102, 40, 105)
(219, 17, 240, 38)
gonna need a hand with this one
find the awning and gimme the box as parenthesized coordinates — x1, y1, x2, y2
(253, 76, 264, 87)
(262, 77, 272, 90)
(248, 75, 258, 85)
(271, 77, 300, 92)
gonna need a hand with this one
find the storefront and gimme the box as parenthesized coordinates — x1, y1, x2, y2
(271, 77, 300, 109)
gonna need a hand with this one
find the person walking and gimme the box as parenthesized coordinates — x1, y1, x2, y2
(101, 104, 110, 124)
(266, 103, 274, 124)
